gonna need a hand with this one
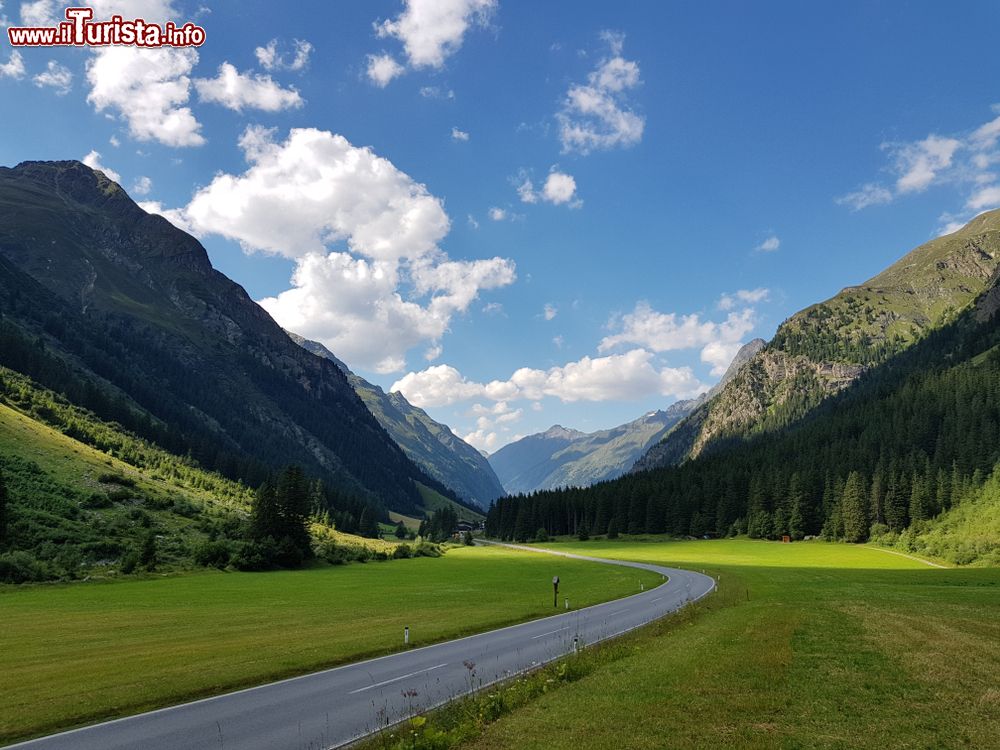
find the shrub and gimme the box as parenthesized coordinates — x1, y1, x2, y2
(192, 540, 232, 568)
(0, 551, 56, 583)
(97, 474, 136, 488)
(534, 527, 549, 543)
(413, 541, 443, 558)
(120, 549, 139, 574)
(392, 544, 413, 559)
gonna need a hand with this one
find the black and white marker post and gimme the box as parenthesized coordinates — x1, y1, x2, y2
(552, 575, 559, 608)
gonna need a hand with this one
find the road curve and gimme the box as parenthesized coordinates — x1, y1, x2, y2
(7, 543, 715, 750)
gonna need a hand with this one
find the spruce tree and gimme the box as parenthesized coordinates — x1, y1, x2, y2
(841, 471, 869, 542)
(787, 473, 805, 540)
(250, 479, 281, 541)
(0, 468, 7, 546)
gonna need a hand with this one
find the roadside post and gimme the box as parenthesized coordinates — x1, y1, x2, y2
(404, 626, 409, 645)
(553, 575, 560, 607)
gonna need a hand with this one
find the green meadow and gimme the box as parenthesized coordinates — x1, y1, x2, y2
(0, 544, 660, 745)
(459, 538, 1000, 750)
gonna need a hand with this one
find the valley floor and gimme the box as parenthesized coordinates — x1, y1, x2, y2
(456, 539, 1000, 750)
(0, 545, 660, 745)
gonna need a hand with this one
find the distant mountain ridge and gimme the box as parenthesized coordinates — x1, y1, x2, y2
(0, 160, 458, 517)
(289, 334, 505, 509)
(635, 210, 1000, 472)
(489, 338, 766, 494)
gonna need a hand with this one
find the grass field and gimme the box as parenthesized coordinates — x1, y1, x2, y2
(459, 538, 1000, 750)
(0, 544, 661, 744)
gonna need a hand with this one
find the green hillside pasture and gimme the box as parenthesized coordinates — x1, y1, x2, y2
(463, 538, 1000, 750)
(0, 544, 661, 744)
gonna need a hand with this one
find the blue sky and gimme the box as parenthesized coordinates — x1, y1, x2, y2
(2, 1, 999, 452)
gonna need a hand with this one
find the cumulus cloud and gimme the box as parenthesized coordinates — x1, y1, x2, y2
(488, 207, 507, 221)
(131, 175, 152, 196)
(371, 0, 496, 83)
(87, 46, 204, 147)
(32, 60, 72, 94)
(599, 301, 760, 377)
(838, 106, 1000, 224)
(194, 63, 303, 112)
(755, 235, 780, 253)
(82, 150, 121, 183)
(557, 31, 644, 154)
(518, 170, 580, 207)
(366, 53, 405, 87)
(393, 349, 705, 408)
(543, 303, 557, 320)
(0, 50, 25, 79)
(160, 126, 514, 373)
(255, 38, 313, 71)
(451, 126, 470, 141)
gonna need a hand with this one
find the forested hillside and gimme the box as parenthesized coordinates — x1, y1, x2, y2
(487, 269, 1000, 564)
(636, 210, 1000, 471)
(0, 160, 460, 521)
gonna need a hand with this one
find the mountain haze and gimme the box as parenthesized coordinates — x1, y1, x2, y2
(289, 334, 505, 509)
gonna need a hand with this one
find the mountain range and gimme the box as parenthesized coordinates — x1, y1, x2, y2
(289, 334, 504, 509)
(489, 338, 764, 494)
(0, 160, 461, 519)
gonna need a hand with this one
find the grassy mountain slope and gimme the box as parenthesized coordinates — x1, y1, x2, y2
(0, 160, 458, 517)
(638, 210, 1000, 470)
(0, 365, 408, 581)
(290, 334, 503, 509)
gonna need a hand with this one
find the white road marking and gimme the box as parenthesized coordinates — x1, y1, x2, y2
(530, 626, 570, 640)
(349, 663, 448, 694)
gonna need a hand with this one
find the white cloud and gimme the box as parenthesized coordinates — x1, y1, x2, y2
(419, 85, 455, 99)
(599, 301, 760, 377)
(393, 349, 705, 407)
(836, 182, 893, 211)
(755, 235, 780, 253)
(81, 150, 121, 183)
(557, 31, 644, 154)
(109, 135, 120, 147)
(0, 50, 25, 80)
(164, 126, 514, 373)
(488, 207, 507, 221)
(136, 200, 195, 233)
(366, 53, 405, 87)
(255, 38, 313, 71)
(467, 214, 480, 229)
(542, 171, 578, 205)
(517, 170, 580, 207)
(373, 0, 496, 75)
(87, 46, 204, 147)
(32, 59, 72, 94)
(840, 107, 1000, 219)
(718, 287, 770, 311)
(451, 126, 469, 141)
(20, 0, 57, 25)
(893, 135, 961, 194)
(131, 175, 152, 196)
(967, 184, 1000, 212)
(194, 62, 303, 112)
(543, 303, 557, 320)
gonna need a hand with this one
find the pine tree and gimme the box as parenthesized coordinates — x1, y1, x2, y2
(787, 473, 805, 540)
(394, 521, 408, 539)
(0, 468, 7, 546)
(841, 471, 869, 542)
(250, 479, 281, 540)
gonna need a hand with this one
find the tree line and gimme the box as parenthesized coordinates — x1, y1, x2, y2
(487, 297, 1000, 545)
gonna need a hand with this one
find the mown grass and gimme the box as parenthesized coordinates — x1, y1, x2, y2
(456, 539, 1000, 750)
(0, 544, 661, 744)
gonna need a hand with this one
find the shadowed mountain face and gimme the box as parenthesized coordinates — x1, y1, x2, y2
(0, 160, 457, 515)
(636, 210, 1000, 472)
(289, 334, 505, 509)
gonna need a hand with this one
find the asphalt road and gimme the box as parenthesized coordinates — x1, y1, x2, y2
(8, 542, 716, 750)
